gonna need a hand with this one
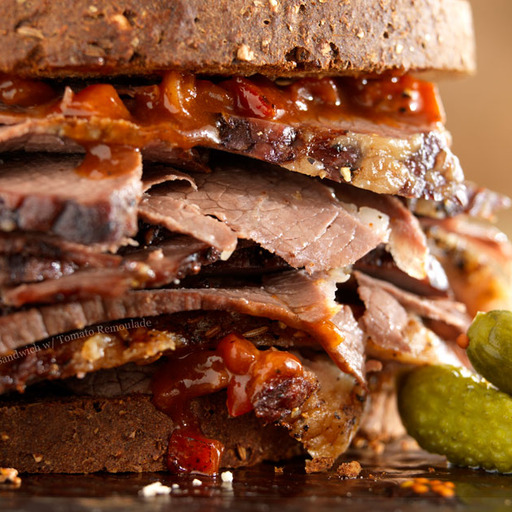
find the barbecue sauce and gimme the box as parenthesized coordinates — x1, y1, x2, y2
(151, 333, 305, 475)
(75, 144, 140, 179)
(56, 84, 131, 120)
(0, 71, 443, 131)
(0, 74, 57, 107)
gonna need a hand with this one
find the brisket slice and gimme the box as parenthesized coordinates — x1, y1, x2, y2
(218, 115, 465, 206)
(139, 195, 238, 257)
(0, 237, 214, 306)
(0, 232, 122, 286)
(353, 271, 468, 365)
(0, 271, 366, 385)
(0, 391, 301, 473)
(335, 183, 429, 280)
(354, 271, 469, 334)
(0, 111, 465, 205)
(0, 152, 142, 244)
(146, 161, 388, 273)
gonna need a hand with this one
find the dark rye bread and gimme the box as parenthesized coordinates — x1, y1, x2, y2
(0, 0, 475, 78)
(0, 392, 301, 473)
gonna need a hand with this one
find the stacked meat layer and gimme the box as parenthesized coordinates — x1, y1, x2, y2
(0, 72, 510, 473)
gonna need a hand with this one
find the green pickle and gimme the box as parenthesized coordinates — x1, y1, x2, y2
(467, 310, 512, 395)
(398, 365, 512, 473)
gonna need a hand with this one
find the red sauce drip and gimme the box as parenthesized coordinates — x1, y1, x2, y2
(75, 144, 140, 179)
(223, 77, 277, 119)
(167, 428, 224, 475)
(151, 333, 305, 474)
(0, 74, 56, 107)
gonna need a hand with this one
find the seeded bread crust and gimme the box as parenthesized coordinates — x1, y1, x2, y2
(0, 0, 475, 78)
(0, 392, 301, 473)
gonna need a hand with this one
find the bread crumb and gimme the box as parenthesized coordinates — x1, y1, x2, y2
(237, 44, 255, 62)
(111, 13, 131, 31)
(0, 468, 21, 488)
(336, 461, 362, 479)
(32, 454, 43, 463)
(274, 466, 284, 474)
(269, 0, 279, 12)
(221, 471, 233, 483)
(16, 26, 44, 39)
(305, 457, 334, 473)
(139, 481, 172, 497)
(339, 167, 352, 182)
(320, 42, 331, 56)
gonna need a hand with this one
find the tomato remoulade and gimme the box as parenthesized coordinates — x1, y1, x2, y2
(151, 333, 306, 475)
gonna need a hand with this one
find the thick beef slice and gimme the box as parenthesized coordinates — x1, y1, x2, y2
(148, 162, 388, 273)
(354, 271, 467, 365)
(0, 152, 142, 244)
(335, 183, 429, 280)
(139, 195, 237, 257)
(0, 107, 465, 205)
(0, 236, 214, 306)
(0, 271, 366, 385)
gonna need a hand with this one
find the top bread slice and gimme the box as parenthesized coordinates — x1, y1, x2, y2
(0, 0, 475, 78)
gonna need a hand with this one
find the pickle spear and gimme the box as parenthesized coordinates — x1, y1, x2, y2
(467, 310, 512, 395)
(398, 364, 512, 473)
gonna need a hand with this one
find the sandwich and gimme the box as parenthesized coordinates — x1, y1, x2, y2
(0, 0, 510, 475)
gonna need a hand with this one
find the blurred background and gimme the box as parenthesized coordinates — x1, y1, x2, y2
(439, 0, 512, 236)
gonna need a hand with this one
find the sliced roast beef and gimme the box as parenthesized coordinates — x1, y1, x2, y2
(354, 271, 468, 365)
(139, 195, 237, 257)
(353, 247, 449, 298)
(0, 152, 142, 244)
(0, 270, 366, 385)
(0, 236, 215, 306)
(335, 183, 429, 280)
(0, 103, 465, 206)
(146, 161, 389, 273)
(0, 232, 122, 286)
(1, 265, 150, 307)
(354, 271, 469, 336)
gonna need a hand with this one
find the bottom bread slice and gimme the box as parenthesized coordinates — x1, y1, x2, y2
(0, 391, 302, 473)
